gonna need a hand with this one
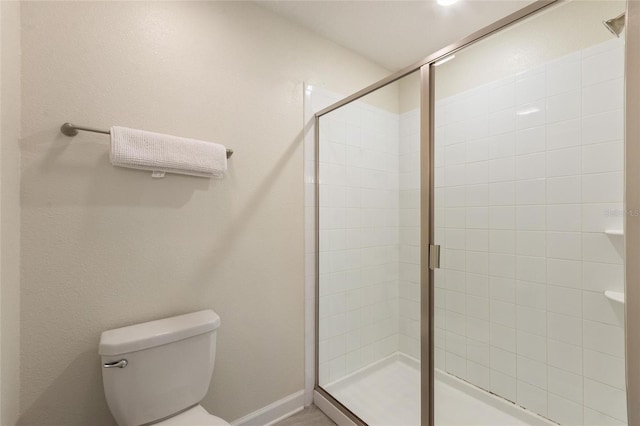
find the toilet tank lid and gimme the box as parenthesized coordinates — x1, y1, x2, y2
(99, 310, 221, 356)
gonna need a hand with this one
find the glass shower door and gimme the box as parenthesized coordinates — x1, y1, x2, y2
(431, 1, 627, 424)
(316, 71, 422, 425)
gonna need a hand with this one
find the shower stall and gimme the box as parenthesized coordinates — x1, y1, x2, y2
(307, 0, 639, 424)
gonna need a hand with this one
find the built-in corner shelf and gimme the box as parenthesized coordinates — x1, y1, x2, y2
(604, 290, 625, 304)
(604, 229, 624, 236)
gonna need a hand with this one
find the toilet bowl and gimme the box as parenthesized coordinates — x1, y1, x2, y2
(99, 310, 230, 426)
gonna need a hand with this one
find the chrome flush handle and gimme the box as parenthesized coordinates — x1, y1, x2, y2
(103, 359, 128, 369)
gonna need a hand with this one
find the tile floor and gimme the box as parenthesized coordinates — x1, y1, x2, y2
(275, 405, 335, 426)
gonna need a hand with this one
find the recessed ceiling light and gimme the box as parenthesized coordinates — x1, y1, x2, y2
(437, 0, 459, 6)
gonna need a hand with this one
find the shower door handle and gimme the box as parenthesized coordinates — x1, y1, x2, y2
(429, 244, 441, 270)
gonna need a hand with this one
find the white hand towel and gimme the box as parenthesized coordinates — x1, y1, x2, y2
(110, 126, 227, 178)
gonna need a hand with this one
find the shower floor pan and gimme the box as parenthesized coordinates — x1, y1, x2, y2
(323, 353, 554, 426)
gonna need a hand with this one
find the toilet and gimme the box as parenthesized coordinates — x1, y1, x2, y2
(98, 310, 230, 426)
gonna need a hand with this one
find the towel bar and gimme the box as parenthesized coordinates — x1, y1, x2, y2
(60, 122, 234, 159)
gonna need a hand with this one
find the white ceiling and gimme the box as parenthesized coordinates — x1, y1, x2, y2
(257, 0, 536, 71)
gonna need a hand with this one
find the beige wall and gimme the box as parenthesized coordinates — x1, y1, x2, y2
(436, 0, 625, 99)
(399, 71, 420, 114)
(1, 1, 22, 425)
(357, 1, 625, 112)
(18, 2, 390, 425)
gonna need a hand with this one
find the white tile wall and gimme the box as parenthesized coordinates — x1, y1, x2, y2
(432, 38, 627, 425)
(399, 109, 422, 360)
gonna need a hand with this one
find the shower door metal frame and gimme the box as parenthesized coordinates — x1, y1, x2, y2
(419, 62, 434, 426)
(314, 0, 639, 424)
(625, 1, 640, 424)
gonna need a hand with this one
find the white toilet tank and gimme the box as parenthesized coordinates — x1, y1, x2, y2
(99, 310, 221, 426)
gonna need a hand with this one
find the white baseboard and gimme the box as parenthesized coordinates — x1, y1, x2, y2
(231, 390, 304, 426)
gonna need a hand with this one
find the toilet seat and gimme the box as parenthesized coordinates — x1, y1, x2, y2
(154, 405, 229, 426)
